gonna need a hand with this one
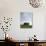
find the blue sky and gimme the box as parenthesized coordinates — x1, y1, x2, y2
(20, 12, 33, 25)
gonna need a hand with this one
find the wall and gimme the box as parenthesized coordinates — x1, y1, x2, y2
(0, 0, 46, 40)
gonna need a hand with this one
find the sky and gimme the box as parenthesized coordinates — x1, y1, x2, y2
(20, 12, 33, 25)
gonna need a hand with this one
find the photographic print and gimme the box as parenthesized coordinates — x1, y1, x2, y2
(20, 12, 33, 28)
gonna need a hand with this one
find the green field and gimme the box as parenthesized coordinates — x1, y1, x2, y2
(20, 23, 32, 28)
